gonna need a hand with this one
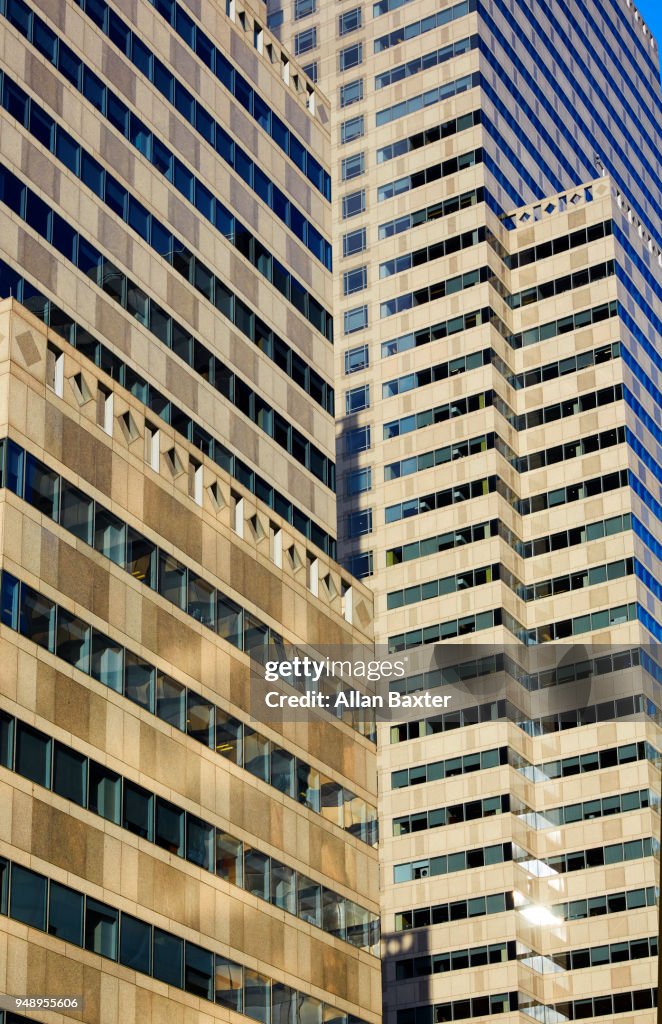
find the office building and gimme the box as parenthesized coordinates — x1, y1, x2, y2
(0, 0, 382, 1021)
(270, 0, 661, 1020)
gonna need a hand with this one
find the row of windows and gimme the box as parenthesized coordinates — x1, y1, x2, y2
(375, 71, 479, 127)
(378, 187, 483, 239)
(0, 572, 377, 842)
(387, 563, 498, 611)
(386, 511, 630, 570)
(537, 935, 658, 974)
(390, 694, 655, 746)
(396, 885, 655, 934)
(0, 712, 378, 949)
(0, 265, 336, 557)
(505, 383, 623, 433)
(385, 433, 493, 482)
(379, 228, 483, 279)
(383, 256, 613, 322)
(393, 937, 659, 983)
(394, 890, 513, 932)
(509, 555, 633, 604)
(389, 646, 645, 701)
(530, 789, 656, 831)
(403, 988, 658, 1024)
(5, 0, 332, 269)
(508, 468, 629, 518)
(137, 0, 332, 198)
(383, 347, 489, 397)
(392, 738, 654, 790)
(386, 518, 498, 567)
(374, 36, 475, 91)
(394, 940, 514, 980)
(509, 260, 615, 309)
(0, 166, 335, 489)
(374, 0, 474, 53)
(520, 988, 658, 1022)
(560, 885, 659, 921)
(389, 600, 639, 652)
(389, 609, 502, 652)
(385, 465, 629, 526)
(518, 690, 659, 739)
(515, 739, 657, 784)
(502, 219, 612, 270)
(398, 994, 515, 1023)
(378, 147, 482, 202)
(385, 474, 495, 524)
(380, 299, 616, 362)
(394, 842, 510, 884)
(506, 601, 639, 647)
(393, 795, 508, 837)
(0, 855, 369, 1024)
(0, 70, 333, 343)
(383, 390, 489, 440)
(503, 337, 620, 387)
(381, 307, 493, 359)
(381, 266, 490, 318)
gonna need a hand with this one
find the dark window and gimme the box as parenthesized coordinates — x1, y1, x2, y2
(120, 913, 152, 974)
(123, 780, 153, 840)
(60, 481, 93, 543)
(216, 832, 243, 886)
(56, 608, 91, 672)
(0, 711, 13, 769)
(15, 721, 51, 787)
(19, 584, 55, 651)
(244, 968, 270, 1023)
(24, 454, 59, 518)
(216, 710, 242, 764)
(156, 672, 186, 731)
(186, 815, 214, 871)
(88, 761, 121, 823)
(126, 529, 156, 588)
(91, 630, 124, 692)
(153, 928, 183, 987)
(53, 743, 87, 806)
(185, 942, 214, 999)
(48, 881, 83, 945)
(124, 651, 155, 713)
(215, 955, 243, 1011)
(85, 898, 118, 959)
(187, 692, 214, 746)
(10, 864, 47, 930)
(155, 797, 185, 856)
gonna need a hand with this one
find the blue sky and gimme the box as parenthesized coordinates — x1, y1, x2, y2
(636, 0, 662, 59)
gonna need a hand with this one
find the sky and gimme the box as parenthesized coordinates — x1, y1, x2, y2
(636, 0, 662, 56)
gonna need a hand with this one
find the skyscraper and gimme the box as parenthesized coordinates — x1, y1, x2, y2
(0, 0, 382, 1020)
(270, 0, 661, 1019)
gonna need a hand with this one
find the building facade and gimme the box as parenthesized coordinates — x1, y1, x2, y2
(0, 0, 382, 1021)
(269, 0, 661, 1020)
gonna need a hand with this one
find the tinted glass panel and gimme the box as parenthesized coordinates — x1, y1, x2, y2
(120, 914, 152, 973)
(123, 780, 153, 840)
(88, 761, 121, 823)
(53, 743, 87, 806)
(15, 721, 51, 787)
(10, 864, 47, 930)
(153, 928, 183, 987)
(48, 881, 83, 945)
(156, 672, 186, 731)
(85, 898, 118, 959)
